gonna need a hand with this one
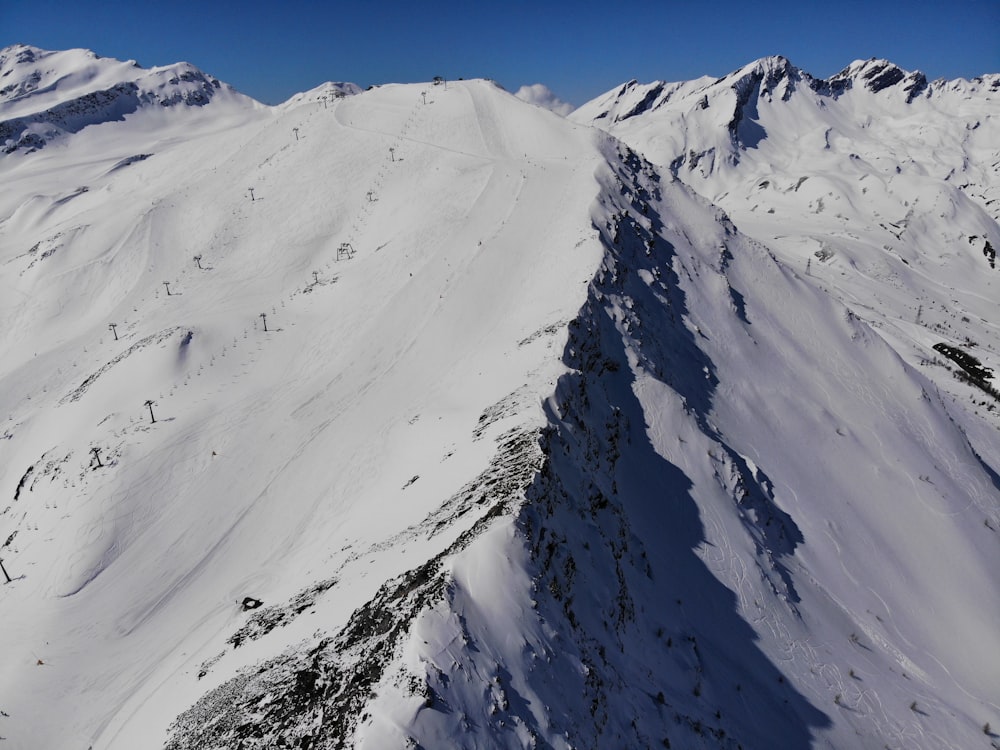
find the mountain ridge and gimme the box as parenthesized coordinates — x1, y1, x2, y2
(574, 55, 1000, 128)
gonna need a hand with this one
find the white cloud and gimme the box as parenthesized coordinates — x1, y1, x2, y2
(514, 84, 575, 116)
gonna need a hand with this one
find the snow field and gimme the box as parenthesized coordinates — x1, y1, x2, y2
(1, 79, 609, 749)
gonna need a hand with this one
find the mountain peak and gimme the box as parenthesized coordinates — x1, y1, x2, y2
(716, 55, 810, 110)
(0, 46, 260, 154)
(831, 57, 928, 98)
(721, 55, 802, 85)
(737, 54, 796, 77)
(0, 43, 41, 65)
(279, 80, 363, 109)
(838, 57, 908, 79)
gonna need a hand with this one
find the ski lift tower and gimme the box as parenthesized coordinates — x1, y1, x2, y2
(337, 242, 356, 261)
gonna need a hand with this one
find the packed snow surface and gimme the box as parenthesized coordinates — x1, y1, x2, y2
(1, 48, 999, 750)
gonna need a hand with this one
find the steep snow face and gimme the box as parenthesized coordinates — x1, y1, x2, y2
(356, 144, 1000, 750)
(3, 49, 1000, 750)
(0, 44, 263, 153)
(570, 61, 1000, 747)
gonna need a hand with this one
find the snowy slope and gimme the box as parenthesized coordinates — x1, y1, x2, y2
(0, 57, 609, 748)
(2, 48, 999, 750)
(352, 144, 1000, 750)
(569, 58, 1000, 748)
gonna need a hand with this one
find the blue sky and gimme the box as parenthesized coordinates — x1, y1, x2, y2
(3, 0, 998, 106)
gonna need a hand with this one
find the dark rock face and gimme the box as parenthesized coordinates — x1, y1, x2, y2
(15, 47, 37, 65)
(808, 75, 851, 98)
(860, 61, 906, 92)
(903, 72, 929, 102)
(1, 82, 144, 152)
(166, 428, 545, 750)
(725, 59, 797, 151)
(0, 70, 42, 101)
(826, 59, 927, 99)
(617, 82, 666, 121)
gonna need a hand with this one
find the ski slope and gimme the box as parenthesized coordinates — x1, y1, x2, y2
(1, 68, 611, 748)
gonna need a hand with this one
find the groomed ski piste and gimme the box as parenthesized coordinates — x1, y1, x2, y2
(1, 46, 999, 749)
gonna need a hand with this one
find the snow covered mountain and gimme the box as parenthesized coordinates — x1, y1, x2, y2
(572, 57, 1000, 479)
(572, 57, 998, 187)
(1, 47, 999, 750)
(0, 44, 262, 154)
(571, 56, 1000, 275)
